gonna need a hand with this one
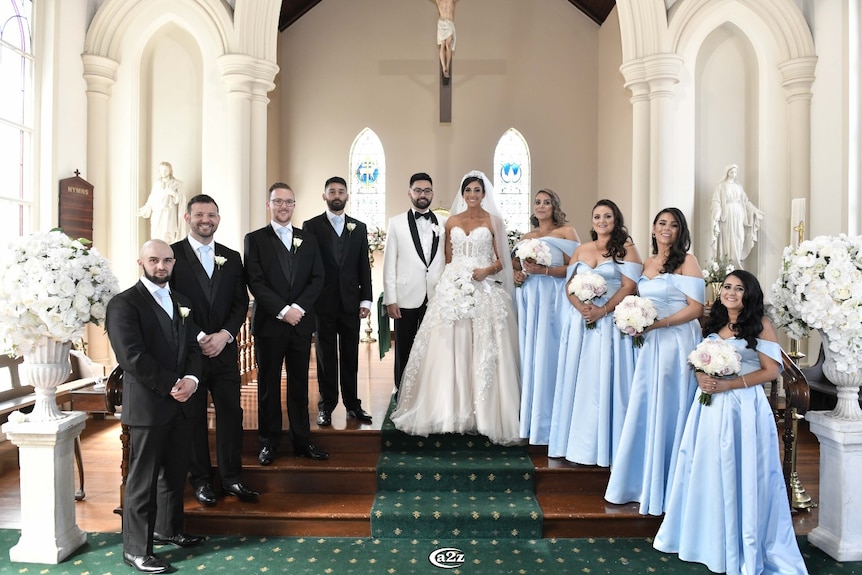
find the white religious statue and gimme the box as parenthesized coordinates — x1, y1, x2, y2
(710, 164, 763, 269)
(138, 161, 186, 243)
(433, 0, 457, 78)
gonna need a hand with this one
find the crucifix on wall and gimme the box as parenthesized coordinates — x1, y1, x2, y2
(434, 0, 458, 122)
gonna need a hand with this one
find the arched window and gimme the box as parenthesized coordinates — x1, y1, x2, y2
(0, 0, 33, 242)
(493, 128, 531, 233)
(348, 128, 386, 232)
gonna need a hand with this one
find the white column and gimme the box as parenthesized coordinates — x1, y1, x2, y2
(2, 412, 87, 564)
(645, 54, 685, 218)
(621, 59, 652, 251)
(807, 412, 862, 561)
(82, 54, 119, 366)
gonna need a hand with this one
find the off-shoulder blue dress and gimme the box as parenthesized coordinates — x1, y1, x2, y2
(604, 273, 704, 515)
(516, 236, 578, 445)
(654, 335, 808, 575)
(547, 260, 643, 465)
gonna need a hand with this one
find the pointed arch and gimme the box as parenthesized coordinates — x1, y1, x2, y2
(348, 128, 386, 231)
(493, 128, 531, 233)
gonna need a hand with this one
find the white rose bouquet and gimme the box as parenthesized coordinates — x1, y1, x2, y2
(0, 230, 120, 356)
(688, 339, 742, 406)
(435, 261, 477, 323)
(613, 295, 658, 347)
(515, 238, 552, 267)
(567, 271, 608, 329)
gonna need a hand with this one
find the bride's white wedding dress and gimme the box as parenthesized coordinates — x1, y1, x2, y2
(391, 226, 522, 446)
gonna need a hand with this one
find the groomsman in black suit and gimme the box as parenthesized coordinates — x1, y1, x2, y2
(170, 194, 259, 506)
(106, 239, 203, 574)
(303, 176, 373, 427)
(245, 182, 328, 465)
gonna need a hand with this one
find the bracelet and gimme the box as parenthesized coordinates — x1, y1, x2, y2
(603, 305, 608, 316)
(665, 319, 671, 328)
(742, 374, 748, 388)
(545, 266, 549, 275)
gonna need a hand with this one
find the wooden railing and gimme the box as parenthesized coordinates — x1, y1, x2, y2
(773, 349, 813, 510)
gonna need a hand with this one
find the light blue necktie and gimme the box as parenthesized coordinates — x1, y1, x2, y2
(155, 287, 173, 318)
(332, 215, 344, 237)
(277, 226, 291, 249)
(199, 244, 214, 277)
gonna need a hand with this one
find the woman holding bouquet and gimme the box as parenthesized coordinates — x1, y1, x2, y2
(605, 207, 704, 515)
(547, 199, 642, 466)
(391, 171, 522, 446)
(653, 270, 807, 574)
(512, 189, 580, 444)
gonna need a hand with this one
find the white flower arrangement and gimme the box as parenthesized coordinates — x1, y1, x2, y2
(179, 306, 191, 324)
(367, 227, 387, 253)
(688, 339, 742, 405)
(292, 237, 303, 251)
(214, 255, 227, 269)
(515, 238, 552, 267)
(506, 229, 522, 253)
(701, 256, 736, 284)
(435, 262, 477, 323)
(771, 234, 862, 375)
(567, 271, 608, 329)
(0, 229, 120, 356)
(613, 295, 658, 347)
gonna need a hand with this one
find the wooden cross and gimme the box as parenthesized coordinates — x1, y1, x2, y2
(440, 64, 452, 123)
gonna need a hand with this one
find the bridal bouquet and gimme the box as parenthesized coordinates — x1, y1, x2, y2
(613, 295, 657, 347)
(436, 261, 477, 323)
(568, 271, 607, 329)
(0, 229, 120, 356)
(515, 238, 552, 267)
(688, 339, 742, 406)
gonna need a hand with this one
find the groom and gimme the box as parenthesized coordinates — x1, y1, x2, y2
(382, 172, 447, 389)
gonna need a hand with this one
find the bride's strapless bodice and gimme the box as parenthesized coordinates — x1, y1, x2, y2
(450, 226, 495, 266)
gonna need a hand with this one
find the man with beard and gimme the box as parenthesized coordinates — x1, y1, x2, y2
(303, 177, 373, 427)
(170, 194, 259, 506)
(106, 239, 203, 574)
(382, 172, 447, 391)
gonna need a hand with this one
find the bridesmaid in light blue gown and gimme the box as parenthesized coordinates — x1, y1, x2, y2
(547, 200, 642, 465)
(654, 270, 808, 575)
(513, 189, 579, 445)
(605, 208, 704, 516)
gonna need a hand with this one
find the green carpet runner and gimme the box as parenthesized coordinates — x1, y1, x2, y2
(371, 398, 543, 539)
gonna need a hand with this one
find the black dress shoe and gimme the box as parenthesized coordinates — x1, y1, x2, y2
(194, 483, 216, 506)
(316, 410, 332, 426)
(123, 551, 173, 573)
(258, 446, 275, 466)
(346, 407, 373, 423)
(223, 481, 260, 502)
(294, 443, 329, 460)
(152, 532, 204, 548)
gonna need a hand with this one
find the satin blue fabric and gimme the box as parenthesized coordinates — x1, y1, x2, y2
(654, 336, 808, 575)
(547, 260, 642, 465)
(516, 237, 578, 445)
(604, 273, 704, 516)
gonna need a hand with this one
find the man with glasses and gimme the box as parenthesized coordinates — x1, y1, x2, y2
(244, 183, 327, 466)
(382, 172, 447, 391)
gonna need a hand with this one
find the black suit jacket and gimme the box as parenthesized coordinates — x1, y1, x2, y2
(243, 225, 324, 337)
(302, 213, 373, 314)
(169, 239, 249, 369)
(105, 281, 203, 426)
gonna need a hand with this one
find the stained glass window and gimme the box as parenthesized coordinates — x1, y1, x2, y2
(493, 128, 531, 233)
(0, 0, 33, 242)
(348, 128, 386, 233)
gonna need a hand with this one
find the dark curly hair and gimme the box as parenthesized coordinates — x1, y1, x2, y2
(589, 199, 629, 263)
(702, 269, 764, 350)
(651, 207, 691, 274)
(529, 189, 568, 228)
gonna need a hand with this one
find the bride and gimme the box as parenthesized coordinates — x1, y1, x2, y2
(390, 170, 522, 446)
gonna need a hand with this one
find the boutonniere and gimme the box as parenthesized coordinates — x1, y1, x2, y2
(292, 237, 303, 251)
(214, 255, 227, 269)
(346, 222, 356, 235)
(430, 224, 442, 236)
(179, 306, 191, 324)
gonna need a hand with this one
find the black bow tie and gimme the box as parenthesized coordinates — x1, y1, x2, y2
(414, 211, 432, 220)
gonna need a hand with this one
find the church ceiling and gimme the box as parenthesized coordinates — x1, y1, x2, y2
(278, 1, 616, 31)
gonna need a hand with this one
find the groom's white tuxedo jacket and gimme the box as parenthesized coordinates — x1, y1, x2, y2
(383, 210, 447, 309)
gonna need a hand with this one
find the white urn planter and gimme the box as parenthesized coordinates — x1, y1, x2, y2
(819, 333, 862, 420)
(20, 339, 73, 422)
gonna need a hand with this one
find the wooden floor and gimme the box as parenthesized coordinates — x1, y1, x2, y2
(0, 343, 822, 537)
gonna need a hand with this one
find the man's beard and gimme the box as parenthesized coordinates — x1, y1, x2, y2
(144, 270, 171, 286)
(326, 199, 345, 212)
(412, 196, 431, 210)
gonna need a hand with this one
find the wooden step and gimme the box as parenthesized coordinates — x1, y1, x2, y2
(538, 493, 662, 538)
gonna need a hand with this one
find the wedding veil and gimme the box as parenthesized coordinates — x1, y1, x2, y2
(450, 170, 516, 296)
